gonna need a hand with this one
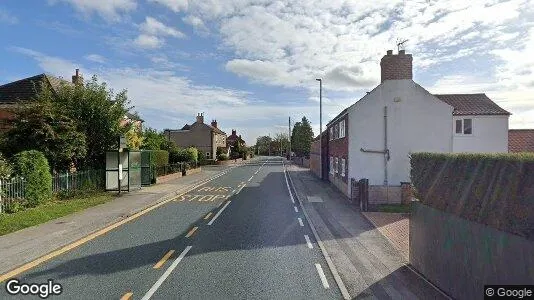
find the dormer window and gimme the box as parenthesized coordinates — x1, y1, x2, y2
(455, 118, 473, 135)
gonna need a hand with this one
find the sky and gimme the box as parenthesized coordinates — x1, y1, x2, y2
(0, 0, 533, 145)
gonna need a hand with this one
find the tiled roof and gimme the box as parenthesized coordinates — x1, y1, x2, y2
(0, 74, 68, 104)
(206, 124, 226, 135)
(508, 129, 534, 153)
(433, 93, 510, 116)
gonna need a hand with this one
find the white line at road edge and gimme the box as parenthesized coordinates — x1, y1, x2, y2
(315, 263, 330, 289)
(304, 235, 313, 249)
(283, 167, 295, 204)
(141, 246, 192, 300)
(283, 160, 351, 300)
(298, 218, 304, 227)
(294, 206, 299, 213)
(208, 201, 231, 225)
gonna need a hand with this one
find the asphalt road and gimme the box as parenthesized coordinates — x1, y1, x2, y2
(1, 157, 342, 299)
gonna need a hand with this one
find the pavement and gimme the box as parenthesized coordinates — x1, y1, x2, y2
(362, 212, 410, 262)
(0, 157, 341, 299)
(286, 163, 450, 299)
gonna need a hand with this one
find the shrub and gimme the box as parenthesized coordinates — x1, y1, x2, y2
(0, 153, 12, 178)
(12, 150, 52, 207)
(151, 150, 169, 167)
(172, 147, 198, 163)
(218, 154, 228, 161)
(410, 152, 534, 240)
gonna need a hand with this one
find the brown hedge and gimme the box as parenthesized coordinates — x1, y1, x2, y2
(410, 152, 534, 240)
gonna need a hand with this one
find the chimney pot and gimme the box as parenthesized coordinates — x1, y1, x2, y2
(386, 50, 393, 55)
(399, 50, 405, 55)
(72, 68, 83, 85)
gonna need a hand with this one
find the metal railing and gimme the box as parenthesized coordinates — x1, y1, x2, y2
(52, 169, 105, 193)
(0, 177, 26, 213)
(0, 169, 105, 214)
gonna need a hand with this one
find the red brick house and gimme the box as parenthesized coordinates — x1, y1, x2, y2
(226, 129, 246, 148)
(508, 129, 534, 152)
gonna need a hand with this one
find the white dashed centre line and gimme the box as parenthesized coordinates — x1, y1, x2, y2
(304, 234, 313, 249)
(298, 218, 304, 227)
(141, 246, 193, 300)
(294, 206, 299, 213)
(315, 263, 330, 289)
(208, 201, 231, 225)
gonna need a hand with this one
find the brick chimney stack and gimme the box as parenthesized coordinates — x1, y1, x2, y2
(211, 120, 218, 128)
(380, 50, 413, 83)
(232, 129, 236, 136)
(72, 68, 83, 85)
(196, 113, 204, 124)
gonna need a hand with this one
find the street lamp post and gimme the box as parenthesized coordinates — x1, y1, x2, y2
(316, 78, 322, 179)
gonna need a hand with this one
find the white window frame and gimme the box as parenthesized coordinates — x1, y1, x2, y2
(455, 118, 473, 135)
(341, 158, 346, 177)
(335, 123, 339, 139)
(334, 157, 338, 174)
(329, 157, 334, 174)
(339, 120, 345, 138)
(329, 127, 333, 141)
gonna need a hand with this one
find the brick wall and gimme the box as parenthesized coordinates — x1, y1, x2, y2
(310, 139, 321, 178)
(400, 182, 413, 204)
(380, 50, 413, 82)
(327, 115, 348, 183)
(368, 185, 402, 204)
(0, 106, 15, 132)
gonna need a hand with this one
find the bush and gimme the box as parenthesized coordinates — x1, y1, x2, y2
(218, 154, 228, 161)
(12, 150, 52, 207)
(151, 150, 169, 167)
(410, 152, 534, 240)
(0, 153, 12, 178)
(172, 147, 198, 163)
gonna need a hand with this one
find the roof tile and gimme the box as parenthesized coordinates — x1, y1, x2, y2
(433, 93, 510, 116)
(508, 129, 534, 152)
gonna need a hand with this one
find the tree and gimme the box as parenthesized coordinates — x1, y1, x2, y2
(53, 75, 131, 168)
(291, 116, 314, 158)
(255, 136, 273, 155)
(2, 82, 87, 172)
(141, 128, 167, 150)
(273, 133, 290, 156)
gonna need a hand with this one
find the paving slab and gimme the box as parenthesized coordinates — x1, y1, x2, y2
(287, 163, 450, 300)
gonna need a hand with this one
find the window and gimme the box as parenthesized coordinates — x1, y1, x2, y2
(329, 157, 334, 174)
(329, 128, 333, 141)
(339, 120, 345, 138)
(335, 123, 339, 139)
(206, 152, 211, 158)
(341, 158, 346, 177)
(455, 118, 473, 135)
(334, 157, 338, 174)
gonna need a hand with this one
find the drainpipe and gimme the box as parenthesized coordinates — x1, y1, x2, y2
(384, 106, 388, 186)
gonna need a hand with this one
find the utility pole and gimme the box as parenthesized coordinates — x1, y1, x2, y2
(288, 116, 291, 160)
(316, 78, 322, 179)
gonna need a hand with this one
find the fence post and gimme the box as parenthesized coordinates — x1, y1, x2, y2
(66, 171, 69, 190)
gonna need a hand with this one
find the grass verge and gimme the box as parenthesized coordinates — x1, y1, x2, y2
(373, 204, 411, 213)
(0, 192, 113, 236)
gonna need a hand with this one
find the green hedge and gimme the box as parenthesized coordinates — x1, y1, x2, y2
(12, 150, 52, 207)
(170, 147, 198, 163)
(411, 152, 534, 240)
(151, 150, 169, 167)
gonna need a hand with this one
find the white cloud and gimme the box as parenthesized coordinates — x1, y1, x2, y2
(49, 0, 136, 21)
(84, 54, 106, 64)
(148, 0, 188, 12)
(134, 34, 163, 48)
(140, 16, 185, 38)
(0, 8, 18, 24)
(183, 15, 209, 34)
(134, 16, 184, 49)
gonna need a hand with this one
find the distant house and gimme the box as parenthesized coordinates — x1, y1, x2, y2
(0, 69, 83, 132)
(312, 50, 510, 203)
(227, 129, 246, 149)
(121, 112, 144, 132)
(508, 129, 534, 152)
(164, 113, 227, 160)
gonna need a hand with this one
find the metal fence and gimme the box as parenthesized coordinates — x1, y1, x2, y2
(0, 170, 105, 214)
(0, 177, 26, 213)
(52, 169, 105, 193)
